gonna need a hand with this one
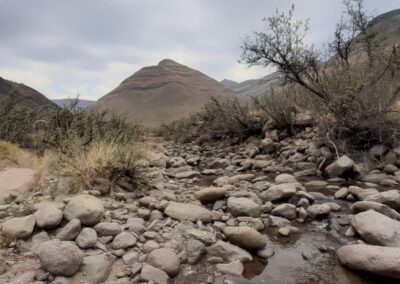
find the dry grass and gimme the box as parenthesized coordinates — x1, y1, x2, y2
(48, 140, 148, 193)
(0, 140, 40, 169)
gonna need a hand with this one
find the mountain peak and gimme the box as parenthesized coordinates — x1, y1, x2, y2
(158, 59, 181, 67)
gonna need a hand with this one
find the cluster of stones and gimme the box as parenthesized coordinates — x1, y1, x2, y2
(2, 128, 400, 282)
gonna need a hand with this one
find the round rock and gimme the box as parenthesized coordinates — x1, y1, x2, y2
(37, 240, 83, 277)
(64, 194, 104, 226)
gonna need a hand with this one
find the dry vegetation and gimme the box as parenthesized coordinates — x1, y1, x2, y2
(0, 99, 149, 195)
(158, 0, 400, 157)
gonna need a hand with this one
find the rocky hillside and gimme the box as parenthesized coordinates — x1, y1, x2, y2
(221, 72, 282, 101)
(0, 76, 55, 109)
(94, 59, 235, 126)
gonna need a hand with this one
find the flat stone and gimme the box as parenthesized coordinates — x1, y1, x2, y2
(337, 244, 400, 279)
(1, 214, 36, 239)
(195, 187, 226, 203)
(111, 232, 137, 249)
(223, 226, 266, 250)
(216, 260, 244, 276)
(206, 240, 253, 263)
(351, 210, 400, 246)
(227, 197, 261, 217)
(165, 202, 212, 222)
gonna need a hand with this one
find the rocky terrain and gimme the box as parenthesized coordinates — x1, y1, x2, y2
(2, 126, 400, 283)
(94, 59, 235, 126)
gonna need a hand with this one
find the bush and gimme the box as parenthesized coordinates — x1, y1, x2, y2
(155, 114, 200, 143)
(253, 85, 312, 135)
(49, 140, 147, 193)
(0, 98, 149, 195)
(241, 0, 400, 152)
(198, 97, 263, 140)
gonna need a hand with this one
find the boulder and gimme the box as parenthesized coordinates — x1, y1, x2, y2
(337, 244, 400, 279)
(351, 201, 400, 221)
(94, 222, 122, 236)
(351, 210, 400, 246)
(271, 204, 297, 220)
(186, 239, 205, 264)
(146, 248, 180, 276)
(206, 240, 253, 263)
(362, 173, 391, 184)
(64, 194, 104, 226)
(1, 214, 36, 239)
(56, 218, 81, 241)
(165, 202, 212, 222)
(34, 203, 63, 228)
(364, 190, 400, 209)
(111, 232, 137, 249)
(223, 226, 266, 250)
(307, 204, 331, 218)
(325, 155, 354, 178)
(140, 264, 169, 284)
(75, 227, 97, 249)
(275, 174, 297, 184)
(195, 187, 226, 203)
(37, 240, 83, 277)
(227, 197, 261, 217)
(348, 186, 379, 200)
(216, 260, 244, 276)
(260, 183, 302, 202)
(81, 254, 112, 284)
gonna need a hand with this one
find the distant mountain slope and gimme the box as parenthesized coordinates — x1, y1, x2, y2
(0, 76, 55, 109)
(94, 59, 235, 126)
(222, 72, 282, 100)
(53, 98, 96, 108)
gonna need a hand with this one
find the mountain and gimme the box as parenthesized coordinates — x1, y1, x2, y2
(0, 76, 55, 109)
(94, 59, 235, 126)
(53, 98, 96, 108)
(222, 72, 282, 100)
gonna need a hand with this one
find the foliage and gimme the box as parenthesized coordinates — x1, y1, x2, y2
(241, 0, 400, 151)
(198, 97, 263, 140)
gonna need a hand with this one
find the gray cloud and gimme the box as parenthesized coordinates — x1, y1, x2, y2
(0, 0, 398, 99)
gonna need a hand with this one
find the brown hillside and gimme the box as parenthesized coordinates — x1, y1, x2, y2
(94, 59, 235, 126)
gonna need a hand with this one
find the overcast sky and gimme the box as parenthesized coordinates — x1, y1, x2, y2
(0, 0, 399, 100)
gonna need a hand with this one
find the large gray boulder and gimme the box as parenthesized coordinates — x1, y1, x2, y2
(146, 248, 180, 276)
(165, 202, 212, 222)
(206, 240, 253, 263)
(351, 210, 400, 246)
(227, 197, 261, 217)
(325, 155, 354, 178)
(337, 244, 400, 279)
(37, 240, 83, 277)
(1, 214, 36, 239)
(64, 194, 104, 226)
(223, 226, 266, 250)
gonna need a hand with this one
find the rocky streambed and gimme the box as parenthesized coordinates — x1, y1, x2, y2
(1, 128, 400, 284)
